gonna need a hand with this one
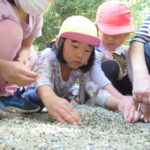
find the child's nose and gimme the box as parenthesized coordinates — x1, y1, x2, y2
(77, 50, 84, 58)
(107, 36, 114, 41)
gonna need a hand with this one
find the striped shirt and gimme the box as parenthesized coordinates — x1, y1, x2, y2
(132, 12, 150, 43)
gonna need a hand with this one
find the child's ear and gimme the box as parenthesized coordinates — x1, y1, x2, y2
(55, 37, 59, 48)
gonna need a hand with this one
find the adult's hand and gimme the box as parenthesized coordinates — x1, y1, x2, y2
(133, 74, 150, 105)
(0, 59, 38, 86)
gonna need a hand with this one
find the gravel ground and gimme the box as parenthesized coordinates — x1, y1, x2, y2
(0, 103, 150, 150)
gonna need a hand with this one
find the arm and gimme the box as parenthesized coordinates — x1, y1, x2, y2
(128, 13, 150, 104)
(84, 75, 139, 123)
(16, 37, 34, 68)
(16, 15, 43, 67)
(105, 94, 139, 123)
(37, 85, 81, 124)
(129, 41, 150, 104)
(103, 83, 123, 99)
(91, 52, 124, 99)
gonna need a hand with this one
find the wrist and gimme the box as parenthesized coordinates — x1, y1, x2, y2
(106, 95, 120, 110)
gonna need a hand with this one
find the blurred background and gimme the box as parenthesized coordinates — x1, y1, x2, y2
(33, 0, 150, 51)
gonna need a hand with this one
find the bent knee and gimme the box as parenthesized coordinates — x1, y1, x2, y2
(0, 20, 23, 60)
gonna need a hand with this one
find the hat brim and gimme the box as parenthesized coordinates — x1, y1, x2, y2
(61, 32, 100, 46)
(97, 24, 135, 35)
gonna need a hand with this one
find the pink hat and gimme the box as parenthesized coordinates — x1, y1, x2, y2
(95, 1, 134, 35)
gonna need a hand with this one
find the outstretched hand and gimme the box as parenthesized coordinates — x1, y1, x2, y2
(0, 60, 38, 86)
(47, 96, 81, 125)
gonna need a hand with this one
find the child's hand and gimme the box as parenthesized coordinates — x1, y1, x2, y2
(46, 96, 81, 124)
(140, 104, 150, 122)
(133, 75, 150, 105)
(1, 60, 38, 86)
(118, 96, 140, 123)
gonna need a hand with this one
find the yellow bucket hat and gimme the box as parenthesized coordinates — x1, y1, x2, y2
(59, 16, 100, 46)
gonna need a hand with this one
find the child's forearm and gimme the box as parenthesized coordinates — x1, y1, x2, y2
(103, 83, 123, 99)
(37, 85, 58, 107)
(105, 95, 120, 110)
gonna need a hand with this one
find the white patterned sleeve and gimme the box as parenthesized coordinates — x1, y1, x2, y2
(34, 48, 54, 90)
(83, 73, 111, 107)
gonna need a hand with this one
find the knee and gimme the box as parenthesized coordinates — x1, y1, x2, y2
(0, 20, 23, 60)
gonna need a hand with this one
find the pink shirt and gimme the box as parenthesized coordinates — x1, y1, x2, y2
(0, 0, 43, 96)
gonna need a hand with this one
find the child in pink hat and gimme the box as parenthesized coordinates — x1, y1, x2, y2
(95, 0, 134, 95)
(86, 1, 140, 122)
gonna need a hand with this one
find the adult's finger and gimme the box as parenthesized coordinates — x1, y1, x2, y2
(132, 111, 140, 123)
(20, 68, 38, 78)
(11, 73, 37, 86)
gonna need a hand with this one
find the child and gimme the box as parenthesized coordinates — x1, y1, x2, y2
(85, 1, 140, 123)
(0, 0, 53, 113)
(22, 16, 100, 124)
(23, 16, 139, 124)
(94, 0, 134, 95)
(128, 12, 150, 122)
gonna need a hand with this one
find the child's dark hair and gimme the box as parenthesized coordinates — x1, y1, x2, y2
(7, 0, 16, 5)
(54, 37, 95, 73)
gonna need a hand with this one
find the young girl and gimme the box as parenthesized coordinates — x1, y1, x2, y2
(85, 1, 140, 123)
(0, 0, 53, 113)
(22, 16, 100, 124)
(128, 12, 150, 122)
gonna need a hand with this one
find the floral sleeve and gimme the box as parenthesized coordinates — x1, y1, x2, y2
(34, 48, 54, 90)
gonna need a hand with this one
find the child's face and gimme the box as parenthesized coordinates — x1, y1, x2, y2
(62, 39, 92, 69)
(99, 33, 127, 51)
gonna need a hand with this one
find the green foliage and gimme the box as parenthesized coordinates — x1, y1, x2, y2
(34, 0, 103, 51)
(124, 0, 149, 30)
(121, 0, 150, 43)
(34, 0, 150, 51)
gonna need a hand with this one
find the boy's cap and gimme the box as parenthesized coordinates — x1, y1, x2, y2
(59, 16, 100, 46)
(95, 1, 134, 35)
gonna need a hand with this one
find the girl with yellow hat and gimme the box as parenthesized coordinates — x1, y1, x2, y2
(22, 16, 100, 124)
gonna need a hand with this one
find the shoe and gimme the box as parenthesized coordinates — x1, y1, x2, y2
(0, 96, 40, 113)
(15, 88, 44, 113)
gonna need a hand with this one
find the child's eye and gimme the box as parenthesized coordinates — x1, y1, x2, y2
(85, 49, 91, 53)
(72, 45, 78, 48)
